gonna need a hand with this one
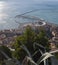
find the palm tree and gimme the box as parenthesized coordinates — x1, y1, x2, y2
(1, 43, 58, 65)
(2, 48, 58, 65)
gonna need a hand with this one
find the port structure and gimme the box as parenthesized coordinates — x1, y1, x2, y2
(15, 9, 46, 27)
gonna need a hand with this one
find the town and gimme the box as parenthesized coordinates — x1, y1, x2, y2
(0, 21, 58, 51)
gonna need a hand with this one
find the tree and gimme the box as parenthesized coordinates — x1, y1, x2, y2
(0, 45, 12, 58)
(0, 45, 12, 65)
(35, 30, 49, 50)
(13, 48, 27, 62)
(0, 52, 6, 65)
(24, 26, 36, 54)
(12, 26, 36, 61)
(12, 26, 49, 62)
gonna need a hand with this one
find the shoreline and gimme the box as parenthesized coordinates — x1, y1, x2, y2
(0, 17, 58, 31)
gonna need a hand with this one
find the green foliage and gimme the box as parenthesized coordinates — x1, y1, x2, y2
(0, 45, 12, 58)
(56, 45, 58, 48)
(24, 26, 35, 44)
(35, 30, 49, 47)
(13, 48, 27, 62)
(12, 26, 49, 62)
(12, 26, 36, 61)
(55, 53, 58, 59)
(0, 61, 5, 65)
(24, 26, 36, 53)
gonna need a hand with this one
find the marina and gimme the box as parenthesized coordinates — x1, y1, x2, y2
(0, 1, 58, 29)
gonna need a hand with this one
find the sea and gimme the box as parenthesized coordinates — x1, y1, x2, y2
(0, 0, 58, 30)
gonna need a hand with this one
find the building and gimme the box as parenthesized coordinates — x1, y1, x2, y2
(49, 42, 57, 51)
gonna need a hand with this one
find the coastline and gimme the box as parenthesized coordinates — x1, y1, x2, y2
(0, 15, 58, 31)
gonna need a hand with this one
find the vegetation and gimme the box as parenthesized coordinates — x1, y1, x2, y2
(55, 53, 58, 59)
(0, 45, 12, 65)
(12, 26, 49, 62)
(0, 45, 12, 58)
(0, 61, 5, 65)
(0, 26, 58, 65)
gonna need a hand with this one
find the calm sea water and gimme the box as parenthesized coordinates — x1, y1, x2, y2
(0, 0, 58, 30)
